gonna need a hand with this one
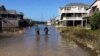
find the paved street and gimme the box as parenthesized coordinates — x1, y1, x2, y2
(0, 25, 90, 56)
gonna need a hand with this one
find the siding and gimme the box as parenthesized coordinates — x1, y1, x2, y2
(2, 20, 19, 27)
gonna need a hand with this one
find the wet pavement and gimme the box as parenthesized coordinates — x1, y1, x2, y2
(0, 25, 90, 56)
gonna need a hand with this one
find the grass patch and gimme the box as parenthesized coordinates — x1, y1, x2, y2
(59, 27, 100, 54)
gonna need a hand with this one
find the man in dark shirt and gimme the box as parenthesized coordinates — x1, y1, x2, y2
(44, 26, 48, 35)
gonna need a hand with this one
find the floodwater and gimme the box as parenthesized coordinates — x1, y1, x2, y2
(0, 25, 90, 56)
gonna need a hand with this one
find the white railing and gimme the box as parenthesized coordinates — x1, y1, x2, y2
(63, 17, 83, 20)
(60, 10, 88, 13)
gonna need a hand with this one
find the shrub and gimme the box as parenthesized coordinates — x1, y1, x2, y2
(89, 12, 100, 30)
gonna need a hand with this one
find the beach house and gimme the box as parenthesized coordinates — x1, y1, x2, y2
(58, 3, 90, 27)
(0, 4, 24, 31)
(88, 0, 100, 16)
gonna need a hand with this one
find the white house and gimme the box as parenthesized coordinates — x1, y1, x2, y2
(88, 0, 100, 16)
(58, 3, 90, 27)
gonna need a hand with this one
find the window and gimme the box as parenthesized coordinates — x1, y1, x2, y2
(96, 8, 99, 11)
(92, 6, 97, 11)
(78, 7, 82, 10)
(67, 7, 71, 10)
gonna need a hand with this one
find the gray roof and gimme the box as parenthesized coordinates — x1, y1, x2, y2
(60, 3, 90, 9)
(7, 10, 24, 15)
(7, 10, 16, 14)
(65, 3, 89, 7)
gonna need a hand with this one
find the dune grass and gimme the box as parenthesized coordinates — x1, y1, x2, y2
(59, 27, 100, 54)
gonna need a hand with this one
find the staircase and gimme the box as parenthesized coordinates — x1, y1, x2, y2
(2, 18, 20, 32)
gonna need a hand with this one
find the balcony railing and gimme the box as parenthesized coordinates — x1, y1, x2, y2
(60, 10, 88, 13)
(63, 17, 83, 20)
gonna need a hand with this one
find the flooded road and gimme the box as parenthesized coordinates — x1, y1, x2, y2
(0, 25, 90, 56)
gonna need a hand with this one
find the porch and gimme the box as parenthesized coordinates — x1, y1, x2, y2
(60, 19, 88, 28)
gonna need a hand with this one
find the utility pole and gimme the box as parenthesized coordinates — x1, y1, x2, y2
(41, 14, 43, 22)
(41, 14, 44, 24)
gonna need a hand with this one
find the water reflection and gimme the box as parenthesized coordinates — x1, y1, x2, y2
(36, 35, 40, 44)
(35, 34, 49, 47)
(35, 35, 41, 56)
(44, 35, 48, 44)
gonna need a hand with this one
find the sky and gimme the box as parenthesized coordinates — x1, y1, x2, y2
(0, 0, 94, 21)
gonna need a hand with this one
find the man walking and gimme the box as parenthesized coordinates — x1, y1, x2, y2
(44, 26, 48, 35)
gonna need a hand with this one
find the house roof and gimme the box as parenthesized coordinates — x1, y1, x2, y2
(89, 0, 100, 9)
(0, 4, 24, 15)
(7, 10, 16, 14)
(66, 3, 89, 6)
(7, 10, 24, 15)
(60, 3, 90, 9)
(0, 4, 6, 11)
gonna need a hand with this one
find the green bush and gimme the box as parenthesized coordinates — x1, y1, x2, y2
(89, 12, 100, 30)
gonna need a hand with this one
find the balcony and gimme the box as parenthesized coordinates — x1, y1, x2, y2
(63, 17, 83, 20)
(60, 9, 88, 13)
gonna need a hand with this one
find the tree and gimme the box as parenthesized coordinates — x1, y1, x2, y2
(89, 12, 100, 30)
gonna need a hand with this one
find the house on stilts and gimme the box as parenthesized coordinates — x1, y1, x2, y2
(58, 3, 90, 28)
(0, 4, 24, 32)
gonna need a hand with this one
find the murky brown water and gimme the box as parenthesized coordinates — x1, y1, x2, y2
(0, 25, 90, 56)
